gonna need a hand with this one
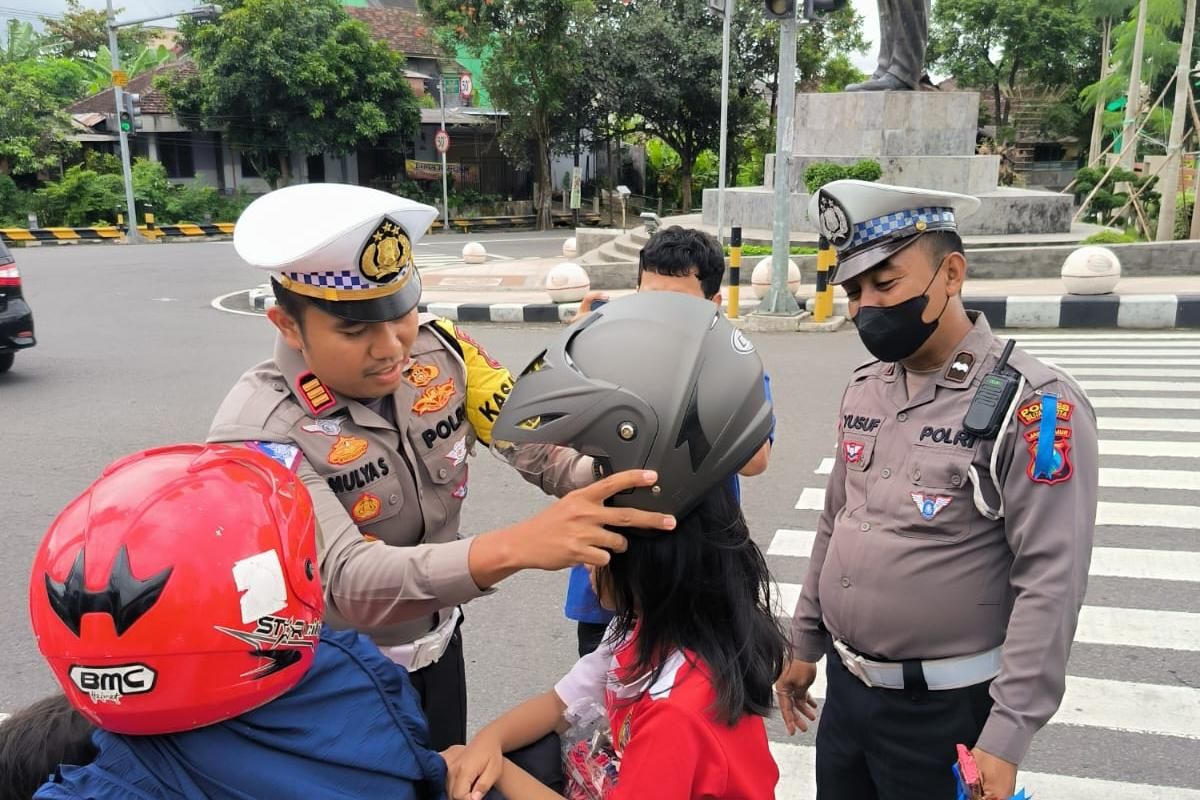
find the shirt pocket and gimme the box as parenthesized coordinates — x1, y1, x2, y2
(419, 429, 471, 498)
(840, 433, 876, 514)
(330, 457, 407, 532)
(895, 444, 974, 543)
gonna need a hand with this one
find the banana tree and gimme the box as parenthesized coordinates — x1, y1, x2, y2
(76, 44, 172, 95)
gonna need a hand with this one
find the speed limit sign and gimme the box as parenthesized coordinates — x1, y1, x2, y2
(435, 129, 450, 155)
(459, 73, 473, 99)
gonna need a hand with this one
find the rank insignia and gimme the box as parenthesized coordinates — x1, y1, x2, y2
(351, 493, 382, 523)
(446, 438, 468, 466)
(407, 362, 439, 388)
(297, 372, 336, 416)
(413, 379, 456, 415)
(328, 435, 369, 466)
(302, 417, 344, 437)
(910, 492, 952, 520)
(358, 216, 412, 286)
(1017, 398, 1073, 426)
(945, 352, 975, 383)
(1028, 440, 1072, 484)
(844, 440, 865, 463)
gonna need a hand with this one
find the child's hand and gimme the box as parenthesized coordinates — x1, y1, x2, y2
(443, 734, 505, 800)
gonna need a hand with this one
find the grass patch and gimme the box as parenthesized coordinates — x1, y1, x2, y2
(724, 244, 818, 256)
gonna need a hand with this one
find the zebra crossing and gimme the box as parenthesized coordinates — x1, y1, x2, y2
(765, 331, 1200, 799)
(412, 248, 512, 272)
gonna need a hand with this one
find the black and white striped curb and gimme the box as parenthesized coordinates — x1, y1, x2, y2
(246, 286, 1200, 328)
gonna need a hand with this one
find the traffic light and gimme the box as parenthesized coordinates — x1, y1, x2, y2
(121, 93, 143, 136)
(763, 0, 794, 19)
(802, 0, 847, 18)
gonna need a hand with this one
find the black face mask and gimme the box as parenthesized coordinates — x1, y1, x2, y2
(852, 259, 948, 363)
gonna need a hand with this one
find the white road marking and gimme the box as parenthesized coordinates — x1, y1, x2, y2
(768, 529, 817, 558)
(1100, 439, 1200, 458)
(1100, 467, 1200, 491)
(1099, 417, 1200, 433)
(1090, 547, 1200, 582)
(815, 458, 834, 475)
(1090, 396, 1200, 411)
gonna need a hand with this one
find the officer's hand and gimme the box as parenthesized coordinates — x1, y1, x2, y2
(443, 736, 503, 800)
(776, 659, 820, 735)
(518, 469, 675, 570)
(569, 290, 609, 323)
(972, 747, 1018, 800)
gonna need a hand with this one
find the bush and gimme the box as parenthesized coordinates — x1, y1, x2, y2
(166, 182, 221, 223)
(1082, 230, 1139, 245)
(0, 174, 32, 227)
(804, 160, 881, 192)
(803, 163, 847, 193)
(725, 244, 819, 256)
(847, 159, 882, 182)
(33, 165, 125, 227)
(131, 159, 172, 217)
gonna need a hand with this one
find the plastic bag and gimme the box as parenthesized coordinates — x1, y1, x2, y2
(561, 698, 620, 800)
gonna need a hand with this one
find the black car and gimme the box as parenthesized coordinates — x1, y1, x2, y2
(0, 240, 35, 373)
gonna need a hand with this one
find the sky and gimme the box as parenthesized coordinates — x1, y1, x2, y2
(6, 0, 884, 74)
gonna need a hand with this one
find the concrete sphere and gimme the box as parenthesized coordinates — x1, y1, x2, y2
(545, 261, 590, 303)
(751, 258, 802, 299)
(1061, 246, 1121, 295)
(562, 237, 578, 258)
(462, 241, 488, 264)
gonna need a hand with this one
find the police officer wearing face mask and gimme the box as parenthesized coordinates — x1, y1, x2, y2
(775, 181, 1098, 800)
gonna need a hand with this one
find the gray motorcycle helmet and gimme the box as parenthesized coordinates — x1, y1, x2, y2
(492, 291, 773, 517)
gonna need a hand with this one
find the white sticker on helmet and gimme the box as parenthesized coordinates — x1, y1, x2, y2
(233, 550, 289, 624)
(731, 329, 756, 355)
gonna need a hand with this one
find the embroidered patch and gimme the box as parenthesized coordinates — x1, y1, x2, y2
(945, 351, 975, 383)
(1024, 426, 1071, 444)
(301, 417, 344, 437)
(1028, 440, 1072, 484)
(1017, 398, 1074, 426)
(816, 189, 852, 248)
(246, 441, 301, 472)
(361, 533, 380, 543)
(413, 379, 457, 415)
(844, 440, 865, 463)
(328, 435, 369, 466)
(297, 373, 336, 416)
(910, 492, 952, 521)
(617, 711, 633, 752)
(351, 493, 382, 523)
(452, 475, 468, 500)
(446, 438, 468, 466)
(407, 362, 439, 388)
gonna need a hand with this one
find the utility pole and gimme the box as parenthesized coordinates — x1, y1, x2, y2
(1119, 0, 1149, 171)
(439, 77, 450, 232)
(1155, 0, 1197, 241)
(107, 0, 141, 243)
(761, 7, 801, 316)
(715, 0, 735, 246)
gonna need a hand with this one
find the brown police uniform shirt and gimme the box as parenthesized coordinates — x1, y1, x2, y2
(791, 312, 1098, 764)
(209, 314, 592, 647)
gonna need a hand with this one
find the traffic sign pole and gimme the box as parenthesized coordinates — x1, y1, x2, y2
(107, 0, 140, 243)
(438, 79, 450, 232)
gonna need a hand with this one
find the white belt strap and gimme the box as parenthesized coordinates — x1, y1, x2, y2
(833, 639, 1002, 691)
(379, 607, 461, 672)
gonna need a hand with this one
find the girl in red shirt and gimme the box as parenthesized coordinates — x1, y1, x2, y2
(444, 291, 789, 800)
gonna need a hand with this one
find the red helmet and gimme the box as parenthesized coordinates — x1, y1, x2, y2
(29, 443, 323, 735)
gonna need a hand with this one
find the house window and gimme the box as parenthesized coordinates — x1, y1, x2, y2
(240, 153, 260, 178)
(158, 137, 195, 179)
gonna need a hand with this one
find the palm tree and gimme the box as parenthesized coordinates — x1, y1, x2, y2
(76, 44, 173, 95)
(0, 20, 51, 64)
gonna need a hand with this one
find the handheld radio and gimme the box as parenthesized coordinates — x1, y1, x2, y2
(962, 339, 1020, 439)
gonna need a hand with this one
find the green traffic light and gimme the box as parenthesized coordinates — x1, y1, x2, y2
(119, 112, 132, 133)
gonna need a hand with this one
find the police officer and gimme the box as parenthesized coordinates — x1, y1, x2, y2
(208, 183, 675, 751)
(775, 180, 1098, 799)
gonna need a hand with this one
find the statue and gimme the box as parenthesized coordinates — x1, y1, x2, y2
(846, 0, 933, 92)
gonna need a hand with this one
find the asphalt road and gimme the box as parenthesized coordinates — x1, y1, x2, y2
(1, 239, 1196, 798)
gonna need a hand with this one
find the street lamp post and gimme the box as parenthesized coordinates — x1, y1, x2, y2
(760, 8, 802, 316)
(105, 3, 218, 244)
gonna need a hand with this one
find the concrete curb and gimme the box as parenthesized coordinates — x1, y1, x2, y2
(245, 287, 1200, 328)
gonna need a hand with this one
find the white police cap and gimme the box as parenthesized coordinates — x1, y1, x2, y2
(806, 180, 981, 284)
(234, 183, 439, 322)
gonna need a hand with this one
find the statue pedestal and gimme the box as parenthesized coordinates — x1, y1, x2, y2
(704, 90, 1074, 236)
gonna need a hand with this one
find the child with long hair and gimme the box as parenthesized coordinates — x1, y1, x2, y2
(447, 291, 789, 799)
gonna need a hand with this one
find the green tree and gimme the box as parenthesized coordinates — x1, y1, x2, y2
(0, 62, 80, 176)
(421, 0, 590, 230)
(929, 0, 1096, 129)
(42, 0, 151, 60)
(0, 19, 49, 64)
(161, 0, 419, 188)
